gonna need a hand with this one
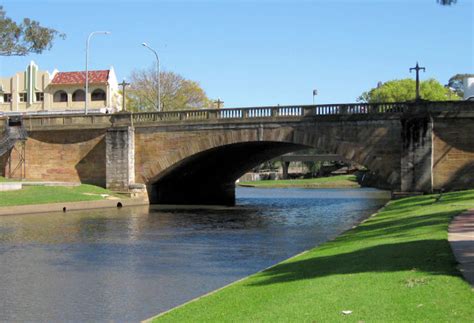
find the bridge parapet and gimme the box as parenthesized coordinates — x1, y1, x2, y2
(131, 102, 408, 124)
(22, 114, 112, 130)
(15, 101, 473, 132)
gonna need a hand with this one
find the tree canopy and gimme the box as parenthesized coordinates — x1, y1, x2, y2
(126, 68, 212, 112)
(438, 0, 457, 5)
(357, 78, 461, 103)
(0, 6, 64, 56)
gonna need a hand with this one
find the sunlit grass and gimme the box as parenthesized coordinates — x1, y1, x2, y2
(0, 184, 118, 207)
(152, 190, 474, 322)
(239, 174, 359, 188)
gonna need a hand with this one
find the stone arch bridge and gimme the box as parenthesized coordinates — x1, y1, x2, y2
(1, 101, 474, 205)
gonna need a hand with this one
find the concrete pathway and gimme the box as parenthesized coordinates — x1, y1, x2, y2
(0, 197, 148, 216)
(448, 210, 474, 288)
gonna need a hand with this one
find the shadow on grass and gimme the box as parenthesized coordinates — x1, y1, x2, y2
(334, 210, 453, 245)
(250, 239, 462, 286)
(248, 197, 474, 286)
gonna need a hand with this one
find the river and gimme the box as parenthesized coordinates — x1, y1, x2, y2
(0, 187, 389, 321)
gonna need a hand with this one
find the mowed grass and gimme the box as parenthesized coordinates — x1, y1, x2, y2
(0, 184, 117, 207)
(153, 190, 474, 322)
(238, 174, 359, 188)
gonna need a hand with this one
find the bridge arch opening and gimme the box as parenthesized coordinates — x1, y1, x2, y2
(147, 141, 309, 205)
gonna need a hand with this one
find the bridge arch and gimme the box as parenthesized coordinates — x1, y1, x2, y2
(135, 124, 401, 205)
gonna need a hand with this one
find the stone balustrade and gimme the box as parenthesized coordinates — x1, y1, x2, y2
(6, 100, 473, 132)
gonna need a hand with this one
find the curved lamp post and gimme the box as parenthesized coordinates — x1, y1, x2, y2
(85, 31, 111, 114)
(142, 42, 160, 111)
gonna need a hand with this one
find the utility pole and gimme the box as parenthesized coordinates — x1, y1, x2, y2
(409, 62, 426, 101)
(119, 80, 130, 112)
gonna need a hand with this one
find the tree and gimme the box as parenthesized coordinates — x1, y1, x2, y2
(447, 74, 474, 97)
(357, 78, 461, 103)
(0, 6, 64, 56)
(438, 0, 457, 5)
(127, 67, 212, 112)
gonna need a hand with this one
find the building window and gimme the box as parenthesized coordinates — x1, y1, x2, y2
(72, 89, 85, 102)
(19, 93, 27, 102)
(3, 93, 12, 103)
(91, 89, 106, 101)
(53, 90, 68, 103)
(36, 92, 44, 102)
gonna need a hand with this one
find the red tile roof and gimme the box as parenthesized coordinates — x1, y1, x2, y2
(51, 70, 109, 85)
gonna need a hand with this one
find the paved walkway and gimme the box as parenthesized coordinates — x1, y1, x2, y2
(448, 210, 474, 288)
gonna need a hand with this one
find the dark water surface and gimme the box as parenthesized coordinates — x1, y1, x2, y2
(0, 187, 389, 321)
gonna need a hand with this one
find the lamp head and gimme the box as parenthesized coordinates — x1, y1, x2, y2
(142, 42, 148, 47)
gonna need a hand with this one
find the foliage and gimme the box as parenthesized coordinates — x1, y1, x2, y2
(0, 6, 65, 56)
(357, 78, 461, 103)
(447, 74, 474, 97)
(127, 68, 212, 112)
(152, 190, 474, 322)
(438, 0, 457, 5)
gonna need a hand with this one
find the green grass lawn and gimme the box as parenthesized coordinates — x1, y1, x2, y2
(238, 174, 359, 188)
(0, 184, 118, 207)
(153, 190, 474, 322)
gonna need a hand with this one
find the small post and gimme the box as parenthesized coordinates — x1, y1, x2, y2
(409, 62, 426, 101)
(119, 80, 130, 112)
(312, 89, 318, 104)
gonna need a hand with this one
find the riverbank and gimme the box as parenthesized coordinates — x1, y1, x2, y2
(151, 190, 474, 322)
(0, 180, 149, 215)
(0, 183, 121, 207)
(238, 174, 359, 188)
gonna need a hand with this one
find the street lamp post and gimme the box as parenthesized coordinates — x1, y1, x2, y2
(119, 80, 130, 112)
(85, 31, 111, 114)
(312, 89, 318, 105)
(142, 43, 160, 111)
(409, 62, 426, 101)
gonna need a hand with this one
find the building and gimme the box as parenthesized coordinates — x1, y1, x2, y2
(463, 77, 474, 100)
(0, 61, 122, 114)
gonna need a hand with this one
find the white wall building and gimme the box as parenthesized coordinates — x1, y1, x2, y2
(0, 61, 122, 114)
(463, 77, 474, 100)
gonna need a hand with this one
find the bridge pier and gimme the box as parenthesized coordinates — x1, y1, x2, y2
(400, 113, 433, 193)
(105, 125, 135, 191)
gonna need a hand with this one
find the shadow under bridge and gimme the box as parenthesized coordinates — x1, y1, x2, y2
(147, 141, 308, 205)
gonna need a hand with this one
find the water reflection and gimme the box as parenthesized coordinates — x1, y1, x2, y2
(0, 188, 389, 321)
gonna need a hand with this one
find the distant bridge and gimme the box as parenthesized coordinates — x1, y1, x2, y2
(1, 101, 474, 205)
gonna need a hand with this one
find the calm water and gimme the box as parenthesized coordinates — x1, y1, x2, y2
(0, 187, 389, 321)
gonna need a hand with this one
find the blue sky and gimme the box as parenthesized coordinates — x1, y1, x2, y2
(1, 0, 472, 106)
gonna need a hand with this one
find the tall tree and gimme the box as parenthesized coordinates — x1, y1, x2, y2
(447, 74, 474, 97)
(0, 6, 64, 56)
(357, 78, 460, 103)
(127, 67, 212, 112)
(438, 0, 457, 5)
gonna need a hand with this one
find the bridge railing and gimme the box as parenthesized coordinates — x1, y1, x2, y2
(132, 102, 408, 123)
(11, 102, 409, 129)
(22, 114, 112, 128)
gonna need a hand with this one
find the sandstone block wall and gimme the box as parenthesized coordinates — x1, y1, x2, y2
(6, 129, 106, 186)
(433, 117, 474, 190)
